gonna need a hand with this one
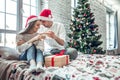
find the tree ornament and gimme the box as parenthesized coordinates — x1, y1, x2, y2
(87, 35, 89, 38)
(82, 18, 85, 20)
(79, 25, 82, 28)
(70, 22, 73, 25)
(77, 18, 80, 22)
(82, 34, 84, 36)
(70, 39, 72, 42)
(84, 42, 87, 45)
(84, 13, 86, 17)
(78, 15, 83, 17)
(74, 42, 76, 45)
(73, 27, 75, 31)
(86, 22, 89, 25)
(79, 37, 81, 40)
(89, 43, 91, 46)
(93, 50, 96, 53)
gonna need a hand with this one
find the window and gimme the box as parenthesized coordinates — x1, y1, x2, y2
(0, 0, 17, 48)
(0, 33, 16, 48)
(22, 0, 38, 28)
(0, 0, 39, 48)
(106, 11, 118, 50)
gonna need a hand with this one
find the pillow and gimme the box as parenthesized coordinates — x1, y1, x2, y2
(0, 46, 20, 60)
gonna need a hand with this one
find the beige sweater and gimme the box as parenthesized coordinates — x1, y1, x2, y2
(16, 33, 44, 53)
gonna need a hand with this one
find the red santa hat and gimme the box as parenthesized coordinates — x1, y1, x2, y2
(19, 15, 38, 34)
(39, 9, 53, 21)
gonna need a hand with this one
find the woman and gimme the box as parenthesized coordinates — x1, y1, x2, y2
(16, 15, 45, 73)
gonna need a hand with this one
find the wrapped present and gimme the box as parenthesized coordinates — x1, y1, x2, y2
(45, 55, 69, 67)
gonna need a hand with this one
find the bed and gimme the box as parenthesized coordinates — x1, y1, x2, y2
(0, 53, 120, 80)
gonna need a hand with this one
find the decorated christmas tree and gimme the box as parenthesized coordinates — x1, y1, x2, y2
(68, 0, 105, 54)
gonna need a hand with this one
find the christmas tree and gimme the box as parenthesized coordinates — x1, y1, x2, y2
(68, 0, 105, 54)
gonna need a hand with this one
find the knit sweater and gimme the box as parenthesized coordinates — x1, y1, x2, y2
(16, 33, 44, 53)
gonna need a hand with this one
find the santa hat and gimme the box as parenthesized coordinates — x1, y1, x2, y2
(39, 9, 53, 21)
(19, 15, 38, 34)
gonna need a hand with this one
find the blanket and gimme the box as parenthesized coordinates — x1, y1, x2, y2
(0, 54, 120, 80)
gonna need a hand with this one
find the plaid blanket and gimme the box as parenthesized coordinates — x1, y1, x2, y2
(0, 54, 120, 80)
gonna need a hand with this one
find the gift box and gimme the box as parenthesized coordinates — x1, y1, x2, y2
(45, 55, 69, 67)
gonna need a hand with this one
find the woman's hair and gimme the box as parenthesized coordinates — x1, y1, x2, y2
(20, 20, 38, 34)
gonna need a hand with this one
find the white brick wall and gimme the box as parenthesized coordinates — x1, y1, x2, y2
(48, 0, 71, 32)
(90, 0, 106, 50)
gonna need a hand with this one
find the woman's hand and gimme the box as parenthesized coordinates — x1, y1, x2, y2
(27, 34, 46, 44)
(17, 40, 25, 46)
(33, 34, 46, 41)
(40, 34, 46, 40)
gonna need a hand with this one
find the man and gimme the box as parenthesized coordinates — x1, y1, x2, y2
(38, 9, 78, 60)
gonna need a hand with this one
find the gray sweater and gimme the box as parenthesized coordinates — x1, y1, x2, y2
(16, 33, 44, 53)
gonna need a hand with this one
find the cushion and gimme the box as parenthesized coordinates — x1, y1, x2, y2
(0, 46, 19, 60)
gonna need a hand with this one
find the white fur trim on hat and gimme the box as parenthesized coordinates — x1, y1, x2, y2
(27, 17, 39, 24)
(38, 16, 53, 21)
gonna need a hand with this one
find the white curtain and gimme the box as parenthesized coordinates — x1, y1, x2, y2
(107, 11, 118, 50)
(113, 11, 118, 49)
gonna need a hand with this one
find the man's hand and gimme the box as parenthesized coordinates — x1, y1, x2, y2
(43, 31, 64, 46)
(45, 31, 57, 39)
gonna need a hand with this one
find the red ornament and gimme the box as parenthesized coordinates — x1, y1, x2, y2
(84, 13, 86, 16)
(79, 25, 82, 28)
(74, 42, 77, 45)
(93, 50, 96, 53)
